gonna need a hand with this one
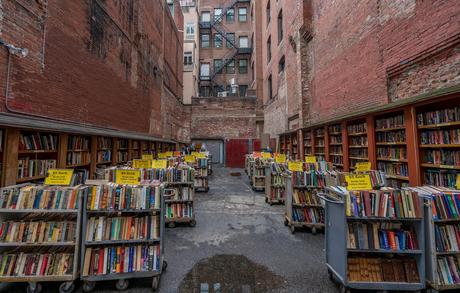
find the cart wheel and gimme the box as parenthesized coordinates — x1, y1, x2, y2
(168, 222, 175, 228)
(327, 270, 334, 281)
(339, 285, 349, 293)
(115, 279, 129, 291)
(290, 225, 296, 234)
(152, 276, 160, 291)
(162, 260, 168, 271)
(284, 219, 289, 226)
(82, 281, 96, 292)
(27, 283, 42, 293)
(59, 281, 75, 293)
(206, 187, 210, 192)
(270, 202, 273, 206)
(311, 227, 317, 235)
(190, 219, 197, 227)
(265, 197, 268, 203)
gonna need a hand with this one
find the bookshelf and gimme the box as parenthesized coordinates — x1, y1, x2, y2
(280, 136, 286, 154)
(0, 129, 3, 183)
(286, 135, 292, 159)
(416, 103, 460, 188)
(328, 124, 343, 170)
(264, 162, 286, 205)
(116, 138, 129, 165)
(314, 127, 326, 161)
(291, 132, 299, 160)
(375, 112, 409, 188)
(80, 182, 166, 291)
(251, 158, 266, 192)
(303, 129, 313, 156)
(63, 135, 91, 169)
(130, 140, 141, 160)
(0, 184, 83, 293)
(347, 120, 369, 171)
(323, 187, 425, 292)
(193, 158, 209, 192)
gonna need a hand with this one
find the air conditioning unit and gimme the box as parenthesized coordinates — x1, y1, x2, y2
(217, 91, 228, 97)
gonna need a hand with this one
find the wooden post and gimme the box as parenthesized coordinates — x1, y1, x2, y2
(342, 121, 349, 172)
(90, 136, 97, 179)
(3, 128, 19, 186)
(367, 116, 377, 169)
(405, 106, 421, 186)
(299, 129, 304, 161)
(324, 126, 330, 162)
(112, 138, 118, 165)
(57, 134, 68, 168)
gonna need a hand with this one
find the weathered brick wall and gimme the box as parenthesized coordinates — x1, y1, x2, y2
(0, 0, 186, 140)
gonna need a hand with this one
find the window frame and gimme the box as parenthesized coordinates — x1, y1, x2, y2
(239, 59, 248, 74)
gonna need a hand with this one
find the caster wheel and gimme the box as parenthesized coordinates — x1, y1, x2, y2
(190, 219, 197, 227)
(115, 279, 129, 291)
(27, 283, 42, 293)
(312, 227, 317, 235)
(83, 281, 96, 292)
(265, 198, 268, 203)
(328, 270, 333, 281)
(162, 260, 168, 271)
(290, 225, 296, 234)
(59, 282, 75, 293)
(270, 202, 273, 206)
(168, 222, 176, 228)
(284, 219, 289, 226)
(152, 276, 160, 291)
(339, 285, 350, 293)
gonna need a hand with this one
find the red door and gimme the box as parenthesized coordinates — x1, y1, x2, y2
(225, 139, 248, 168)
(252, 139, 261, 152)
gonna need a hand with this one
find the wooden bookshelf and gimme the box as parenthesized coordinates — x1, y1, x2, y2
(291, 132, 299, 160)
(314, 127, 326, 161)
(303, 129, 313, 156)
(328, 124, 343, 170)
(347, 120, 369, 170)
(130, 140, 141, 160)
(116, 138, 129, 164)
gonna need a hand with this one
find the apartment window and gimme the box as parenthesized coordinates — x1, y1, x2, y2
(268, 75, 273, 99)
(214, 33, 223, 48)
(267, 36, 272, 63)
(239, 36, 249, 48)
(201, 11, 211, 22)
(201, 34, 210, 48)
(185, 23, 195, 38)
(214, 85, 223, 95)
(239, 59, 248, 74)
(278, 10, 283, 43)
(239, 85, 248, 97)
(278, 55, 285, 73)
(184, 52, 193, 66)
(266, 0, 271, 25)
(214, 59, 223, 74)
(226, 8, 235, 22)
(238, 7, 247, 22)
(200, 63, 210, 78)
(214, 8, 223, 22)
(200, 86, 211, 97)
(226, 33, 235, 48)
(226, 59, 235, 74)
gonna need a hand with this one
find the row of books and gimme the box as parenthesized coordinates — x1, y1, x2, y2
(166, 203, 193, 219)
(376, 130, 406, 143)
(428, 191, 460, 220)
(97, 150, 111, 163)
(435, 224, 460, 252)
(348, 123, 367, 134)
(292, 207, 324, 224)
(315, 138, 325, 147)
(68, 136, 90, 150)
(330, 146, 343, 155)
(420, 129, 460, 145)
(117, 140, 129, 149)
(422, 150, 460, 166)
(196, 158, 207, 168)
(166, 186, 193, 201)
(19, 133, 57, 151)
(347, 222, 418, 251)
(377, 147, 407, 160)
(195, 168, 208, 177)
(0, 252, 74, 277)
(329, 124, 341, 134)
(305, 162, 334, 172)
(85, 216, 159, 242)
(345, 190, 421, 218)
(347, 256, 419, 283)
(97, 137, 112, 149)
(331, 156, 344, 165)
(117, 151, 128, 162)
(315, 128, 325, 136)
(132, 141, 139, 149)
(66, 152, 90, 166)
(86, 184, 161, 211)
(82, 245, 160, 277)
(0, 221, 76, 244)
(271, 174, 285, 187)
(293, 190, 321, 206)
(376, 114, 404, 130)
(349, 148, 368, 158)
(17, 159, 56, 179)
(140, 169, 166, 181)
(330, 135, 342, 144)
(166, 167, 194, 183)
(437, 255, 460, 285)
(254, 168, 264, 177)
(0, 186, 79, 210)
(269, 188, 285, 201)
(424, 170, 457, 188)
(377, 162, 409, 177)
(417, 107, 460, 126)
(194, 178, 208, 189)
(349, 136, 368, 147)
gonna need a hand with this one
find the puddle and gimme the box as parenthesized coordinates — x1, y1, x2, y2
(179, 254, 286, 293)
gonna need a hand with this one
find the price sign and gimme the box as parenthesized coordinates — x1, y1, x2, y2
(173, 151, 181, 157)
(115, 170, 140, 185)
(355, 162, 371, 172)
(457, 174, 460, 190)
(152, 160, 168, 169)
(142, 154, 153, 160)
(158, 153, 167, 159)
(44, 169, 74, 186)
(133, 159, 152, 169)
(275, 154, 286, 163)
(185, 155, 196, 163)
(196, 153, 206, 159)
(165, 151, 173, 158)
(253, 152, 261, 158)
(345, 174, 372, 191)
(192, 152, 200, 157)
(288, 161, 303, 172)
(305, 156, 317, 163)
(262, 152, 272, 159)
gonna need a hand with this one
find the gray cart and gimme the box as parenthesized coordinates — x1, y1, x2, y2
(264, 165, 286, 205)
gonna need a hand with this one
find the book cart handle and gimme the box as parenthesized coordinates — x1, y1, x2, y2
(316, 192, 344, 205)
(163, 188, 176, 198)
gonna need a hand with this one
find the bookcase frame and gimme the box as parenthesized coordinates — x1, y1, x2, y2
(165, 167, 196, 228)
(322, 187, 426, 292)
(251, 160, 266, 192)
(193, 158, 210, 192)
(264, 164, 286, 205)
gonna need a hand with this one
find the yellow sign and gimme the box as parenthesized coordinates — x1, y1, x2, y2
(185, 155, 196, 163)
(305, 156, 317, 163)
(196, 153, 206, 159)
(355, 162, 371, 172)
(345, 174, 373, 191)
(275, 154, 286, 163)
(253, 152, 261, 158)
(173, 151, 181, 157)
(115, 170, 140, 185)
(142, 154, 153, 160)
(262, 152, 272, 159)
(133, 159, 152, 169)
(457, 174, 460, 190)
(192, 152, 200, 157)
(288, 161, 303, 172)
(152, 160, 168, 169)
(44, 169, 74, 186)
(158, 153, 167, 159)
(165, 151, 173, 158)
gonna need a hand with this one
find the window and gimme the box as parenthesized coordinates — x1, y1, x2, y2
(267, 36, 272, 63)
(239, 59, 248, 74)
(226, 33, 235, 48)
(266, 0, 271, 25)
(185, 23, 195, 38)
(200, 63, 210, 78)
(239, 36, 249, 48)
(278, 55, 285, 73)
(214, 8, 223, 22)
(226, 59, 235, 74)
(184, 52, 193, 66)
(214, 59, 223, 74)
(214, 85, 223, 95)
(278, 10, 283, 43)
(238, 7, 247, 22)
(201, 11, 211, 22)
(226, 8, 235, 22)
(239, 85, 248, 97)
(214, 33, 223, 48)
(200, 86, 211, 97)
(268, 75, 273, 99)
(201, 34, 210, 48)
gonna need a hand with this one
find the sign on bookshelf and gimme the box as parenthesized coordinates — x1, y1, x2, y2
(288, 161, 303, 172)
(185, 155, 196, 163)
(355, 162, 371, 172)
(44, 169, 74, 186)
(305, 156, 317, 163)
(153, 160, 168, 169)
(142, 154, 154, 160)
(275, 154, 286, 163)
(262, 152, 271, 159)
(133, 159, 152, 169)
(115, 170, 140, 185)
(345, 174, 372, 191)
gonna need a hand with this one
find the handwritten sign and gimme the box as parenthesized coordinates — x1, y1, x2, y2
(142, 154, 153, 160)
(133, 159, 152, 169)
(457, 174, 460, 190)
(275, 154, 286, 163)
(115, 170, 140, 185)
(262, 152, 272, 159)
(305, 156, 317, 163)
(288, 161, 303, 172)
(192, 152, 200, 157)
(196, 153, 206, 159)
(253, 152, 261, 158)
(185, 155, 196, 163)
(173, 151, 181, 157)
(158, 153, 167, 159)
(165, 151, 173, 158)
(44, 169, 74, 186)
(152, 160, 168, 169)
(345, 174, 372, 191)
(355, 162, 371, 172)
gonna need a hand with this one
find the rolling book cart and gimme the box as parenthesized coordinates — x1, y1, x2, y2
(80, 183, 167, 292)
(321, 187, 425, 293)
(264, 162, 287, 205)
(0, 184, 83, 293)
(194, 158, 209, 192)
(251, 158, 266, 192)
(207, 154, 212, 176)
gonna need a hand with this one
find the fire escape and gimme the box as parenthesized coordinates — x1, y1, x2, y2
(199, 0, 252, 96)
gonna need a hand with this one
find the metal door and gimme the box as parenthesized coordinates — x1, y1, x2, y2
(225, 139, 248, 168)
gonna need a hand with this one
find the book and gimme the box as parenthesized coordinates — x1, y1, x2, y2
(0, 186, 79, 210)
(0, 252, 73, 277)
(347, 256, 419, 283)
(0, 220, 76, 244)
(19, 133, 57, 151)
(17, 159, 57, 179)
(292, 207, 324, 224)
(166, 203, 193, 219)
(417, 107, 460, 126)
